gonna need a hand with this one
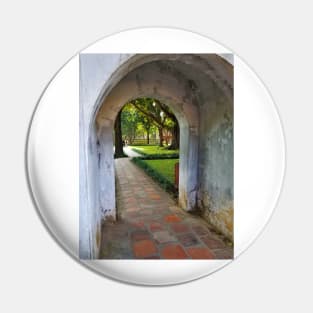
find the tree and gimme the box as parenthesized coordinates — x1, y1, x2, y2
(121, 104, 140, 144)
(157, 101, 180, 149)
(131, 98, 180, 150)
(114, 110, 124, 158)
(129, 98, 180, 149)
(170, 117, 180, 149)
(158, 126, 164, 147)
(140, 115, 154, 144)
(120, 98, 180, 149)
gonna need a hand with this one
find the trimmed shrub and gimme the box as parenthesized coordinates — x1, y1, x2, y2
(131, 147, 179, 159)
(131, 157, 178, 196)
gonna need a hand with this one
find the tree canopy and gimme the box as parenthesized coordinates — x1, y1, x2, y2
(120, 98, 179, 149)
(114, 98, 180, 157)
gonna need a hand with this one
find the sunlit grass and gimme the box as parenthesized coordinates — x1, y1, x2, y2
(140, 159, 179, 184)
(130, 145, 179, 156)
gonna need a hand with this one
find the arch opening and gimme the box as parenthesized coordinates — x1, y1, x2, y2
(79, 54, 233, 259)
(110, 96, 192, 210)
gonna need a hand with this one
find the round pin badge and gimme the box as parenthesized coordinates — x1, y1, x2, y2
(26, 27, 285, 285)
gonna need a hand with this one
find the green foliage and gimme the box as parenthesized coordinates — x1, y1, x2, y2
(121, 102, 158, 144)
(131, 157, 178, 196)
(142, 159, 179, 184)
(129, 98, 176, 130)
(121, 104, 142, 143)
(130, 145, 179, 158)
(120, 97, 179, 147)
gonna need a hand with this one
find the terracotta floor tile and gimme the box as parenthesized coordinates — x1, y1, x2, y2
(164, 214, 182, 223)
(161, 244, 188, 259)
(133, 240, 157, 258)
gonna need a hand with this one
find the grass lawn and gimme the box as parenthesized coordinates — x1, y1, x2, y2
(140, 159, 179, 184)
(130, 145, 179, 156)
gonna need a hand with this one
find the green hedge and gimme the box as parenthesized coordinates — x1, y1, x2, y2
(131, 157, 178, 196)
(131, 148, 179, 159)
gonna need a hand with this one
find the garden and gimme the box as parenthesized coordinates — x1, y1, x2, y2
(113, 97, 180, 195)
(130, 145, 179, 195)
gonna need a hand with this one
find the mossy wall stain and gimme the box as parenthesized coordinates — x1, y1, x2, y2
(197, 104, 233, 241)
(203, 206, 233, 241)
(198, 191, 234, 241)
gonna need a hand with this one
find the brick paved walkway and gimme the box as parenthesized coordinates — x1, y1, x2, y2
(100, 158, 233, 259)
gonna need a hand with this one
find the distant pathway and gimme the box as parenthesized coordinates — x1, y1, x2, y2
(100, 158, 233, 259)
(123, 146, 142, 157)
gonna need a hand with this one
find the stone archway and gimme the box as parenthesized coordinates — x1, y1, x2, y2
(96, 61, 200, 216)
(79, 54, 233, 259)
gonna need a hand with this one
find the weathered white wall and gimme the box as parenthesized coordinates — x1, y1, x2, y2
(80, 54, 233, 258)
(197, 83, 234, 240)
(79, 54, 131, 259)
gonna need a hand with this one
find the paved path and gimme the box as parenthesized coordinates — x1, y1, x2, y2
(100, 158, 233, 259)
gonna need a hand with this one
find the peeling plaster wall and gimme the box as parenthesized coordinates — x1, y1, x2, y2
(198, 90, 234, 240)
(79, 54, 233, 258)
(79, 54, 131, 259)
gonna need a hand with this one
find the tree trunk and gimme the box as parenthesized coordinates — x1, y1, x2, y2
(114, 110, 124, 158)
(158, 127, 164, 147)
(146, 129, 150, 144)
(168, 120, 180, 150)
(164, 129, 169, 145)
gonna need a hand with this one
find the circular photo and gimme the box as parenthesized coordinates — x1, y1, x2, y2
(27, 28, 285, 285)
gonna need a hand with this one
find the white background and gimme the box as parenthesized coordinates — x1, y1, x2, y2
(0, 1, 312, 312)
